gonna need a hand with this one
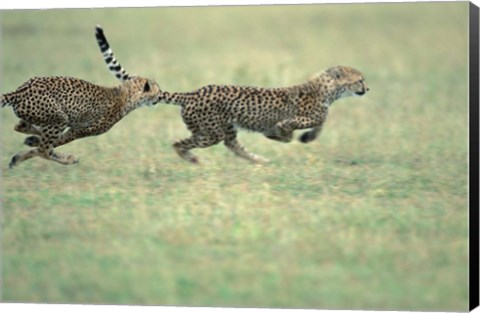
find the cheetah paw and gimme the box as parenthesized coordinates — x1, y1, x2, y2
(8, 155, 20, 169)
(24, 136, 41, 147)
(299, 131, 316, 143)
(62, 154, 80, 165)
(251, 155, 270, 164)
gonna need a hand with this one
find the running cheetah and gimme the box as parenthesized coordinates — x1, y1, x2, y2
(2, 75, 160, 168)
(160, 68, 369, 164)
(95, 25, 369, 164)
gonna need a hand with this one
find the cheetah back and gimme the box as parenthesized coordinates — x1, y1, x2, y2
(10, 77, 117, 128)
(167, 84, 325, 133)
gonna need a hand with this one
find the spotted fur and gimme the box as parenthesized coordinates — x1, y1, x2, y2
(1, 76, 160, 168)
(95, 26, 369, 164)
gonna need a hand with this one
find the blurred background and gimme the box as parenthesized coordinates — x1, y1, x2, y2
(1, 2, 469, 310)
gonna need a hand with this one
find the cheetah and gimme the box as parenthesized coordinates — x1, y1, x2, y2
(1, 75, 161, 168)
(160, 69, 369, 164)
(95, 25, 369, 164)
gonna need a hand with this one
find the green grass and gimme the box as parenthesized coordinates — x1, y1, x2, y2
(1, 2, 469, 311)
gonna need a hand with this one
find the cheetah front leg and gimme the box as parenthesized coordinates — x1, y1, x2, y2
(299, 124, 324, 143)
(9, 148, 40, 168)
(20, 125, 114, 166)
(224, 125, 269, 163)
(9, 148, 79, 168)
(24, 124, 107, 148)
(9, 125, 79, 168)
(14, 120, 42, 146)
(265, 117, 320, 143)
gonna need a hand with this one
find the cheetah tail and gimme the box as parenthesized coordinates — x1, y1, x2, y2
(95, 25, 132, 82)
(158, 91, 174, 104)
(1, 94, 12, 108)
(158, 91, 189, 107)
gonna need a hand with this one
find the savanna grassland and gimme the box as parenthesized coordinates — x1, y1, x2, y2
(0, 2, 470, 311)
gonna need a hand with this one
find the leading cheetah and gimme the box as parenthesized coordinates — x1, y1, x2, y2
(2, 75, 160, 168)
(95, 25, 369, 164)
(161, 68, 369, 164)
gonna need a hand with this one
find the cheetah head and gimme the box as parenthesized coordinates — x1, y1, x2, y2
(326, 66, 369, 97)
(125, 76, 161, 107)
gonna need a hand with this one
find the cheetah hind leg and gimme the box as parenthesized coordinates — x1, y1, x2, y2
(173, 137, 201, 164)
(173, 132, 227, 164)
(225, 126, 269, 164)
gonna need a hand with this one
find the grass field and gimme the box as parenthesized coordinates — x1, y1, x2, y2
(0, 2, 470, 311)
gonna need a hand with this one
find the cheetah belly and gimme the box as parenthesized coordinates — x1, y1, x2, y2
(67, 110, 104, 128)
(62, 99, 111, 128)
(231, 105, 294, 133)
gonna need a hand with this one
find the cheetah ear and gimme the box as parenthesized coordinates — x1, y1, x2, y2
(143, 81, 151, 93)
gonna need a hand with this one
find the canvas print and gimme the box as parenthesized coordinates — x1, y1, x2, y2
(0, 2, 473, 311)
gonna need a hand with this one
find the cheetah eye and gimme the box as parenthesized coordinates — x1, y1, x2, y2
(143, 82, 151, 93)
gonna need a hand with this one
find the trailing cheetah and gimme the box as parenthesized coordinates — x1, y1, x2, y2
(95, 25, 369, 164)
(2, 75, 160, 168)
